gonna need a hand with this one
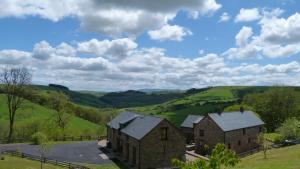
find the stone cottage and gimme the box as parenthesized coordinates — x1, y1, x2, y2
(194, 110, 264, 155)
(106, 112, 186, 169)
(180, 115, 203, 143)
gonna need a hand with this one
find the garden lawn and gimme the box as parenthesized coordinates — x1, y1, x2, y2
(234, 144, 300, 169)
(0, 155, 63, 169)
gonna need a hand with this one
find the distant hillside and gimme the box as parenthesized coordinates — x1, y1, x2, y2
(132, 87, 239, 126)
(33, 85, 110, 108)
(99, 90, 185, 108)
(32, 85, 188, 108)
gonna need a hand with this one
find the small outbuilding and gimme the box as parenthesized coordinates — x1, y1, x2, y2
(180, 115, 204, 143)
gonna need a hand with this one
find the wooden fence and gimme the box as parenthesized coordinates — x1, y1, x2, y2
(0, 135, 106, 144)
(1, 149, 91, 169)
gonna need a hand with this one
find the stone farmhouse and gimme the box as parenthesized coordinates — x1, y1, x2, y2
(180, 115, 203, 143)
(106, 112, 186, 169)
(193, 110, 265, 155)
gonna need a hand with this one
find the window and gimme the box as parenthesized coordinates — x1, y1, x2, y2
(228, 143, 231, 149)
(248, 138, 251, 143)
(243, 128, 246, 135)
(238, 140, 241, 146)
(259, 127, 263, 132)
(199, 130, 204, 137)
(161, 127, 168, 140)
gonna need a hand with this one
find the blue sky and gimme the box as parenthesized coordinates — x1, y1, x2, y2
(0, 0, 300, 91)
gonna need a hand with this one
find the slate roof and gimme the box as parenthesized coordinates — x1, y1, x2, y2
(121, 115, 163, 140)
(107, 112, 140, 129)
(107, 112, 163, 140)
(181, 115, 204, 128)
(208, 111, 265, 132)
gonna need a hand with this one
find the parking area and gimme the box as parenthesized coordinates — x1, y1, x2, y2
(0, 141, 112, 165)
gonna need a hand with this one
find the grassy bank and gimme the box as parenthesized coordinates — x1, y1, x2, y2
(234, 144, 300, 169)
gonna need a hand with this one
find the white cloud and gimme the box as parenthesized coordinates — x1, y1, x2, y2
(0, 0, 221, 37)
(235, 26, 253, 47)
(218, 12, 230, 22)
(1, 39, 300, 90)
(77, 38, 137, 59)
(226, 11, 300, 59)
(148, 25, 192, 41)
(235, 8, 261, 22)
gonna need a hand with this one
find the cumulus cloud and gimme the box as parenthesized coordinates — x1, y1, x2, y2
(77, 38, 137, 59)
(0, 0, 221, 37)
(148, 25, 192, 41)
(1, 39, 300, 90)
(235, 8, 261, 22)
(235, 26, 253, 47)
(218, 12, 230, 22)
(225, 11, 300, 59)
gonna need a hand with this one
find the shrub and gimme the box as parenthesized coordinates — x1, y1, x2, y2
(277, 118, 300, 140)
(0, 155, 4, 160)
(31, 132, 48, 145)
(273, 134, 284, 144)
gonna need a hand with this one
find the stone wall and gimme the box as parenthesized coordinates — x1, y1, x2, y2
(181, 127, 194, 143)
(224, 126, 261, 154)
(194, 117, 224, 154)
(140, 120, 186, 169)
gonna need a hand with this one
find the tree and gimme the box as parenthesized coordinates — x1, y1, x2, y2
(32, 132, 51, 169)
(277, 118, 300, 140)
(257, 131, 269, 159)
(48, 92, 72, 132)
(244, 88, 298, 132)
(172, 144, 239, 169)
(0, 68, 31, 143)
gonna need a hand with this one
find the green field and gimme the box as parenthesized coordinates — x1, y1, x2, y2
(133, 87, 239, 126)
(234, 145, 300, 169)
(0, 155, 121, 169)
(0, 94, 104, 139)
(0, 156, 63, 169)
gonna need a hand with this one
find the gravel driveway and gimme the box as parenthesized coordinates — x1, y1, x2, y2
(0, 141, 112, 165)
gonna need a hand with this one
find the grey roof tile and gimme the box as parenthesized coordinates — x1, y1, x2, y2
(181, 115, 204, 128)
(121, 116, 163, 140)
(107, 112, 163, 140)
(208, 111, 265, 132)
(107, 112, 140, 129)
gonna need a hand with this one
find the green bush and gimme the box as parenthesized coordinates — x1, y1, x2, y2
(273, 134, 284, 144)
(0, 155, 4, 160)
(277, 118, 300, 140)
(31, 132, 48, 145)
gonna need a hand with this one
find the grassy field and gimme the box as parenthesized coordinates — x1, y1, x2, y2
(133, 87, 239, 126)
(0, 155, 63, 169)
(234, 145, 300, 169)
(0, 155, 121, 169)
(0, 94, 104, 139)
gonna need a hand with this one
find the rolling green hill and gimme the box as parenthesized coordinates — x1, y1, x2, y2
(0, 94, 104, 140)
(133, 87, 240, 126)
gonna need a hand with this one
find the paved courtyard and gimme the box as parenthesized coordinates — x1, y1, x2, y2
(0, 141, 112, 165)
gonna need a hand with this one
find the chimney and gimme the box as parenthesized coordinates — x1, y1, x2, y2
(240, 106, 244, 113)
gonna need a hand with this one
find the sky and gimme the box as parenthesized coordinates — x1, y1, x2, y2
(0, 0, 300, 91)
